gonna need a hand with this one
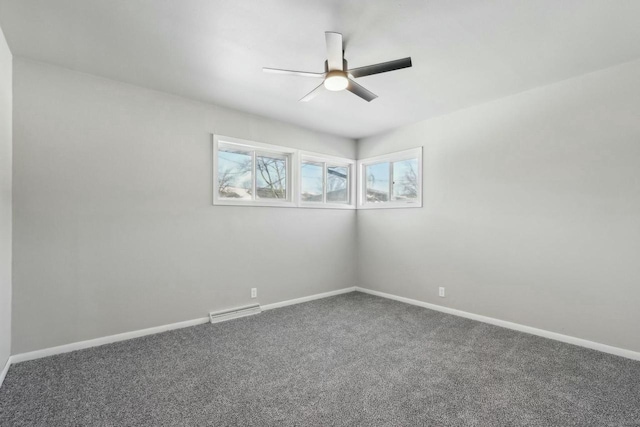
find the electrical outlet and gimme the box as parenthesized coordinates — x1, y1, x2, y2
(251, 288, 257, 298)
(439, 287, 445, 298)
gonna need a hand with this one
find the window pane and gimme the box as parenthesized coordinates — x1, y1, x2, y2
(392, 159, 419, 200)
(218, 149, 252, 199)
(256, 154, 287, 199)
(301, 162, 323, 202)
(365, 162, 390, 202)
(327, 165, 348, 203)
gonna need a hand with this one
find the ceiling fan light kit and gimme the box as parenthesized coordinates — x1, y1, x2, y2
(263, 32, 412, 102)
(324, 71, 349, 91)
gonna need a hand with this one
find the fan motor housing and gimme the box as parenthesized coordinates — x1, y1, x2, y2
(324, 59, 348, 72)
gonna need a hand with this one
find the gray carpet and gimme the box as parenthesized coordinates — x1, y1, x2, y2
(1, 292, 639, 426)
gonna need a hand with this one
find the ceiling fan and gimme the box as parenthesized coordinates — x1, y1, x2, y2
(263, 32, 412, 102)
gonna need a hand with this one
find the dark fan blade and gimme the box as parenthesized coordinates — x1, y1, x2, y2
(325, 32, 343, 71)
(348, 57, 412, 78)
(299, 83, 326, 102)
(263, 68, 326, 78)
(346, 79, 377, 102)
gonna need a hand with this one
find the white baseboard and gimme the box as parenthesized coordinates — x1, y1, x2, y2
(7, 286, 357, 368)
(261, 286, 356, 311)
(10, 316, 210, 364)
(0, 356, 10, 388)
(355, 287, 640, 361)
(4, 285, 635, 388)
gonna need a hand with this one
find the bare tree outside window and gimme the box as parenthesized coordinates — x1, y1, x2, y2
(218, 150, 252, 199)
(218, 148, 288, 200)
(392, 159, 418, 200)
(256, 155, 287, 199)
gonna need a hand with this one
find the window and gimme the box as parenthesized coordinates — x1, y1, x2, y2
(213, 135, 297, 207)
(213, 135, 355, 209)
(299, 152, 355, 209)
(357, 147, 422, 209)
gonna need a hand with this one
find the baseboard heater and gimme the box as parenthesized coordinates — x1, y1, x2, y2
(209, 303, 262, 324)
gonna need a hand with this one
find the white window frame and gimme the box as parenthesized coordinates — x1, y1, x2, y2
(213, 135, 298, 208)
(299, 151, 356, 210)
(357, 147, 423, 209)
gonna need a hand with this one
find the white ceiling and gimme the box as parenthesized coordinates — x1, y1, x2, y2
(1, 0, 639, 139)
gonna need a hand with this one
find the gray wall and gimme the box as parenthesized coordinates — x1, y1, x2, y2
(0, 25, 11, 367)
(12, 58, 357, 354)
(358, 59, 640, 353)
(10, 55, 640, 355)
